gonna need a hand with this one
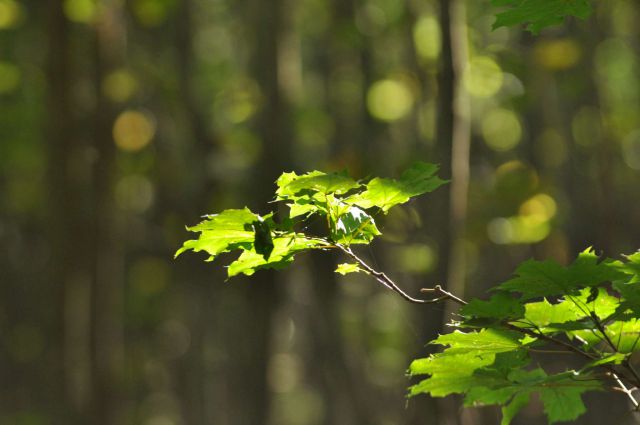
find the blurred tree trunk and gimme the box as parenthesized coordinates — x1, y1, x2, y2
(437, 0, 470, 323)
(90, 2, 126, 424)
(305, 0, 379, 423)
(174, 1, 219, 423)
(434, 0, 471, 424)
(46, 0, 80, 421)
(223, 0, 293, 423)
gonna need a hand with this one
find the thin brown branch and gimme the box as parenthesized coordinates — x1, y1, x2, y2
(337, 245, 458, 305)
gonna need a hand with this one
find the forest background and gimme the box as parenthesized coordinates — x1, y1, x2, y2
(1, 0, 640, 424)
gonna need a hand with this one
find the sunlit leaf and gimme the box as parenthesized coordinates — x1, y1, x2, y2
(331, 204, 381, 244)
(335, 263, 363, 275)
(175, 208, 259, 259)
(346, 162, 447, 212)
(276, 170, 360, 198)
(227, 234, 325, 277)
(583, 353, 626, 369)
(433, 329, 523, 355)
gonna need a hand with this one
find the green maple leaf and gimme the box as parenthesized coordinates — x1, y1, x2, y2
(500, 392, 530, 425)
(433, 329, 523, 355)
(492, 0, 592, 34)
(175, 208, 259, 259)
(276, 170, 360, 199)
(468, 369, 601, 424)
(346, 162, 447, 212)
(498, 248, 624, 300)
(524, 298, 582, 328)
(460, 292, 525, 320)
(408, 352, 501, 396)
(331, 204, 381, 244)
(227, 234, 325, 277)
(538, 382, 594, 423)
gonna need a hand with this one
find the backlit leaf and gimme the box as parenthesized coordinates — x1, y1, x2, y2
(335, 263, 363, 275)
(346, 162, 447, 212)
(433, 329, 523, 355)
(175, 208, 259, 259)
(227, 234, 325, 277)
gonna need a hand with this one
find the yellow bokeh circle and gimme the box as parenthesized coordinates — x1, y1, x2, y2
(113, 110, 156, 152)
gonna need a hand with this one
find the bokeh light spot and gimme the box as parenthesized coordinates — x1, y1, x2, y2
(464, 56, 503, 98)
(519, 194, 557, 222)
(534, 39, 582, 70)
(413, 16, 441, 61)
(390, 243, 436, 274)
(0, 0, 21, 29)
(494, 160, 539, 196)
(215, 78, 261, 125)
(113, 110, 156, 152)
(133, 0, 176, 27)
(0, 61, 20, 94)
(115, 174, 154, 212)
(63, 0, 97, 23)
(481, 108, 522, 152)
(102, 69, 138, 103)
(595, 38, 635, 80)
(487, 216, 550, 245)
(367, 79, 414, 122)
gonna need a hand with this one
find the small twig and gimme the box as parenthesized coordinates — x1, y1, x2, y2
(591, 313, 640, 391)
(591, 312, 618, 353)
(421, 285, 468, 306)
(610, 372, 640, 409)
(337, 245, 459, 305)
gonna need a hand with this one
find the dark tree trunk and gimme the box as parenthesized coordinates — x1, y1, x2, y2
(46, 0, 77, 421)
(90, 4, 126, 424)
